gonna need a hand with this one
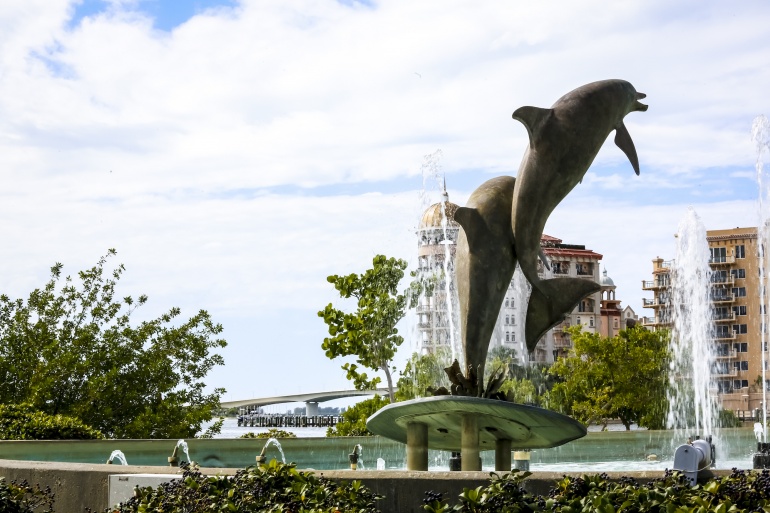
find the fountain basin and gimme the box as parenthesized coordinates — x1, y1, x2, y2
(367, 396, 587, 451)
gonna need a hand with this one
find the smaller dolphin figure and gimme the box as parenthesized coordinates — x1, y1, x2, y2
(454, 176, 518, 394)
(511, 79, 647, 352)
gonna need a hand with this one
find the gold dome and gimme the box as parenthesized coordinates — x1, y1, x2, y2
(419, 191, 459, 229)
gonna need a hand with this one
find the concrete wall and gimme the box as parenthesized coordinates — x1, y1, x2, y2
(0, 459, 737, 513)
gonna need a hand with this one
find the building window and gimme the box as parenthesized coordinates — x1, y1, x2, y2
(732, 305, 747, 316)
(736, 244, 746, 259)
(589, 318, 594, 327)
(505, 299, 509, 307)
(576, 317, 581, 325)
(734, 379, 749, 389)
(734, 361, 749, 371)
(710, 247, 726, 263)
(613, 318, 619, 328)
(733, 342, 748, 352)
(511, 333, 515, 342)
(732, 287, 747, 297)
(505, 332, 510, 342)
(732, 324, 748, 334)
(505, 316, 510, 325)
(731, 268, 746, 279)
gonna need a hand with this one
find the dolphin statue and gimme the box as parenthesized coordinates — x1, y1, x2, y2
(511, 79, 647, 351)
(454, 176, 518, 393)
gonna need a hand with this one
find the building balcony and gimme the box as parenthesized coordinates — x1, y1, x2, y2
(711, 294, 735, 304)
(709, 256, 736, 266)
(715, 350, 737, 359)
(416, 305, 432, 313)
(642, 298, 667, 309)
(642, 280, 669, 291)
(713, 312, 736, 323)
(712, 368, 738, 377)
(641, 316, 669, 327)
(711, 276, 736, 286)
(714, 332, 737, 341)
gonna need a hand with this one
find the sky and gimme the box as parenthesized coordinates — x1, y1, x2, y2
(0, 0, 769, 404)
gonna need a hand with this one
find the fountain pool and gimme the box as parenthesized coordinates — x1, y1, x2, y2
(0, 428, 760, 471)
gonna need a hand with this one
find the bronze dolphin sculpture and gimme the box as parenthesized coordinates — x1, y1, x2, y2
(454, 175, 518, 392)
(511, 79, 647, 351)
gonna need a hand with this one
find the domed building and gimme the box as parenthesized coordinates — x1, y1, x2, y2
(414, 187, 461, 353)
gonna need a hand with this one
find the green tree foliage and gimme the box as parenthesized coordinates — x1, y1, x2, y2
(0, 404, 102, 440)
(326, 395, 389, 437)
(0, 250, 227, 439)
(549, 325, 669, 430)
(486, 347, 558, 407)
(319, 255, 408, 402)
(395, 349, 451, 401)
(239, 428, 297, 439)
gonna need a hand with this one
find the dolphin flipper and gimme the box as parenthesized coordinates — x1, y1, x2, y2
(614, 122, 640, 175)
(454, 206, 484, 247)
(512, 106, 552, 145)
(524, 278, 601, 352)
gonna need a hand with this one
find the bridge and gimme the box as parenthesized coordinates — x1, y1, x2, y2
(220, 388, 391, 416)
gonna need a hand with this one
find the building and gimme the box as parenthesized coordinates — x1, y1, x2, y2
(641, 227, 762, 411)
(415, 188, 627, 364)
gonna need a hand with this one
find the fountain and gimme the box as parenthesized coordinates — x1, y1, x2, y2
(168, 439, 191, 467)
(667, 208, 717, 439)
(255, 437, 286, 464)
(106, 450, 128, 465)
(369, 79, 648, 471)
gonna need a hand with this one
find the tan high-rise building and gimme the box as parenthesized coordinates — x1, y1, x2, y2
(642, 227, 762, 411)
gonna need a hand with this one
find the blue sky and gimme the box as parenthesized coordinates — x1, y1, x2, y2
(0, 0, 769, 403)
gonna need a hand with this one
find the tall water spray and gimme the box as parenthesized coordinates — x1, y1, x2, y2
(666, 208, 717, 438)
(753, 114, 770, 442)
(414, 150, 461, 363)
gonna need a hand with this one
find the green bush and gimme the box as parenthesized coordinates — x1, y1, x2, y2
(717, 408, 742, 428)
(240, 428, 297, 439)
(424, 469, 770, 512)
(109, 460, 382, 512)
(0, 477, 54, 513)
(0, 404, 102, 440)
(326, 395, 389, 437)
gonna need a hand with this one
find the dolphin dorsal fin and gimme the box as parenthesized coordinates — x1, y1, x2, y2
(512, 106, 552, 146)
(454, 206, 485, 247)
(614, 122, 640, 175)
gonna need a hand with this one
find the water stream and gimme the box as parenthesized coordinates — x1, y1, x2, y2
(107, 450, 128, 465)
(261, 437, 286, 464)
(666, 208, 717, 440)
(753, 114, 770, 443)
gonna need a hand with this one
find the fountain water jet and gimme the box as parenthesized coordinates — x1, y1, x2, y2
(753, 114, 770, 444)
(107, 450, 127, 465)
(666, 208, 717, 439)
(256, 437, 286, 464)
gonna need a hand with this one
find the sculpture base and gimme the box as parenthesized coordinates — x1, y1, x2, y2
(366, 396, 586, 471)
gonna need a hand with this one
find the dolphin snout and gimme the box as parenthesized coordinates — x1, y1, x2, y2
(634, 91, 648, 112)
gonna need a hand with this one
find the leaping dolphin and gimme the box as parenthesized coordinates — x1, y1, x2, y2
(512, 79, 647, 351)
(454, 176, 518, 393)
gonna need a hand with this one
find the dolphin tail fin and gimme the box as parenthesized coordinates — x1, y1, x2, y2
(454, 206, 485, 246)
(512, 106, 552, 146)
(614, 122, 640, 175)
(524, 278, 601, 353)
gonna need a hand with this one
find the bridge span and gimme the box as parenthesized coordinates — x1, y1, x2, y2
(220, 388, 390, 416)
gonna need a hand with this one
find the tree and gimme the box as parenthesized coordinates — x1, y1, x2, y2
(395, 349, 452, 401)
(549, 325, 669, 430)
(325, 395, 389, 437)
(0, 250, 226, 438)
(319, 255, 407, 402)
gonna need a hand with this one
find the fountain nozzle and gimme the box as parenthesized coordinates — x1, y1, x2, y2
(168, 445, 179, 467)
(349, 446, 359, 470)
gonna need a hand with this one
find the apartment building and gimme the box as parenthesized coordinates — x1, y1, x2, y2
(642, 227, 762, 410)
